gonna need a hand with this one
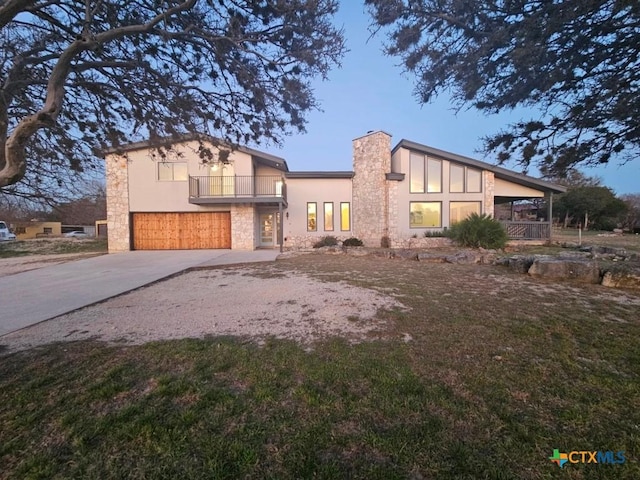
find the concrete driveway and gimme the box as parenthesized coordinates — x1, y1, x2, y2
(0, 249, 279, 336)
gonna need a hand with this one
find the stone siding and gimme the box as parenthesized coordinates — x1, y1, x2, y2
(106, 154, 131, 252)
(352, 131, 392, 247)
(231, 205, 255, 249)
(483, 171, 495, 216)
(284, 235, 352, 250)
(389, 237, 453, 249)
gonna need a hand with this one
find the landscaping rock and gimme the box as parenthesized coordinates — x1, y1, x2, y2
(507, 255, 536, 274)
(445, 250, 482, 264)
(601, 266, 640, 290)
(528, 258, 600, 284)
(417, 253, 448, 263)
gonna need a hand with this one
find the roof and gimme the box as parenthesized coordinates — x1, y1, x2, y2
(102, 134, 289, 172)
(392, 139, 567, 194)
(286, 171, 354, 179)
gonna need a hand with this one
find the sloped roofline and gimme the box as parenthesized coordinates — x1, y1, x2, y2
(392, 139, 567, 194)
(102, 133, 289, 172)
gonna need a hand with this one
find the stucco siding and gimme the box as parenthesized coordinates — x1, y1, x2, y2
(494, 178, 545, 198)
(125, 140, 254, 212)
(284, 177, 352, 247)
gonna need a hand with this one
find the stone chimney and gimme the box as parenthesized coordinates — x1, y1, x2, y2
(352, 131, 392, 247)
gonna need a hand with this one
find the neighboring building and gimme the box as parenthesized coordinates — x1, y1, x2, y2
(13, 221, 62, 240)
(104, 131, 566, 252)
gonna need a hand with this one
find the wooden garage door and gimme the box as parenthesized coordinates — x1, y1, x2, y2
(132, 212, 231, 250)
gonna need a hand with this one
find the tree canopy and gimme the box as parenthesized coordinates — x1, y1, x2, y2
(0, 0, 345, 200)
(366, 0, 640, 175)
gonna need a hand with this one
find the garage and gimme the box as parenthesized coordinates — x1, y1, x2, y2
(132, 212, 231, 250)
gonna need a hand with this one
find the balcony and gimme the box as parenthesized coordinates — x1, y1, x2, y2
(189, 175, 287, 206)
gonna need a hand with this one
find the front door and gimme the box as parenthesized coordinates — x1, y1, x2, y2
(259, 213, 278, 247)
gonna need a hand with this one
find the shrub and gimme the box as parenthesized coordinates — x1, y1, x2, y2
(342, 237, 364, 247)
(381, 236, 391, 248)
(424, 229, 447, 238)
(447, 213, 508, 249)
(313, 236, 338, 248)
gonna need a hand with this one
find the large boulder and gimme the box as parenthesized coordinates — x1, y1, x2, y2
(601, 266, 640, 290)
(528, 258, 601, 283)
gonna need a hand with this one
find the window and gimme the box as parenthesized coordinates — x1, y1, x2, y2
(427, 158, 442, 192)
(410, 152, 424, 193)
(450, 202, 481, 224)
(466, 168, 482, 193)
(340, 202, 350, 231)
(410, 202, 441, 228)
(307, 203, 317, 231)
(43, 227, 53, 234)
(324, 202, 334, 231)
(450, 164, 465, 193)
(450, 164, 482, 193)
(158, 162, 188, 181)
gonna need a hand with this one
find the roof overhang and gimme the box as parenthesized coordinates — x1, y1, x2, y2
(102, 134, 289, 172)
(286, 171, 354, 179)
(392, 139, 567, 194)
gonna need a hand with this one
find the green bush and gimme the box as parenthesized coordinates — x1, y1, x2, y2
(447, 213, 508, 249)
(313, 236, 339, 248)
(342, 237, 364, 247)
(424, 229, 447, 238)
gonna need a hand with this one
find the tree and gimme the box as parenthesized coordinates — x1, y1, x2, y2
(49, 182, 106, 224)
(555, 186, 627, 230)
(621, 193, 640, 232)
(366, 0, 640, 175)
(0, 0, 345, 199)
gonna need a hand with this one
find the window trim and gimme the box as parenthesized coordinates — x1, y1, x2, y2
(427, 157, 443, 193)
(410, 152, 425, 193)
(157, 162, 188, 181)
(340, 202, 351, 231)
(449, 201, 482, 225)
(307, 202, 317, 232)
(409, 201, 442, 228)
(323, 202, 334, 231)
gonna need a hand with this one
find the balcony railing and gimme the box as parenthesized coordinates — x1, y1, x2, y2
(501, 221, 550, 240)
(189, 175, 286, 202)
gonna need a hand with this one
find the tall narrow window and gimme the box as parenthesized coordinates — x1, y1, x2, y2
(324, 202, 334, 231)
(427, 158, 442, 192)
(450, 164, 464, 192)
(410, 152, 425, 193)
(340, 202, 350, 231)
(466, 168, 482, 193)
(307, 203, 317, 231)
(410, 202, 442, 228)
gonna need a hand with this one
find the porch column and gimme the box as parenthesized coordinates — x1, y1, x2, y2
(546, 192, 553, 240)
(278, 202, 284, 253)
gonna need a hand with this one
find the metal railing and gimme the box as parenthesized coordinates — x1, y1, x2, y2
(189, 175, 286, 200)
(501, 221, 551, 240)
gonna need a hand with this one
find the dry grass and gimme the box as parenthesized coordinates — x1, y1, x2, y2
(1, 252, 638, 479)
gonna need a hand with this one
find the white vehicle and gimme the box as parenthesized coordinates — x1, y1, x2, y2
(0, 221, 16, 241)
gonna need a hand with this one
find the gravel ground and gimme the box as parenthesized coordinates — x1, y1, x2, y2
(1, 264, 407, 353)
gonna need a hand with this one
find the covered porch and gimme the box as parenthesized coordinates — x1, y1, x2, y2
(492, 174, 566, 240)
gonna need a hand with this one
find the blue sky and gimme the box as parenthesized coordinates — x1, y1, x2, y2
(272, 2, 638, 195)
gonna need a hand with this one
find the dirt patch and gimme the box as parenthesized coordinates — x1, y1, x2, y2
(1, 265, 408, 352)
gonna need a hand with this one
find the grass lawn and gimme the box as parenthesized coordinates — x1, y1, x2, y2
(1, 253, 639, 479)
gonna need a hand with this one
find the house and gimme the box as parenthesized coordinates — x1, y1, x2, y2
(13, 221, 62, 239)
(105, 131, 565, 252)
